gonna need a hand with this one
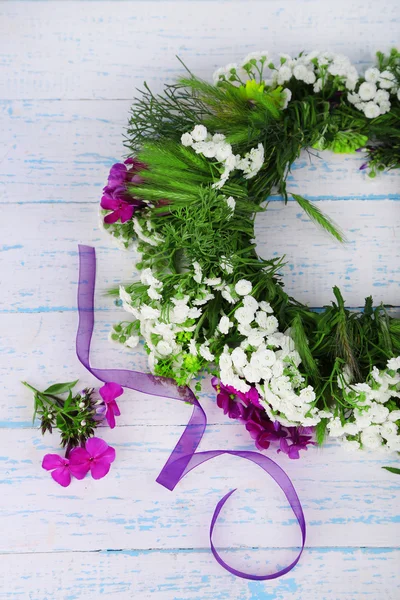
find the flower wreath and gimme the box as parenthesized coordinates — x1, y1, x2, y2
(26, 49, 400, 491)
(100, 49, 400, 459)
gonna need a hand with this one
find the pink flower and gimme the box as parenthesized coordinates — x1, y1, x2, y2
(100, 158, 146, 224)
(101, 190, 135, 224)
(99, 382, 123, 428)
(69, 437, 116, 480)
(42, 454, 72, 487)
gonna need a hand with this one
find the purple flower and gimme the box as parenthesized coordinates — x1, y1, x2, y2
(246, 419, 287, 451)
(69, 437, 116, 480)
(99, 382, 123, 429)
(100, 158, 146, 224)
(211, 377, 251, 419)
(42, 454, 72, 487)
(211, 377, 261, 419)
(278, 427, 315, 459)
(212, 377, 315, 459)
(101, 191, 135, 224)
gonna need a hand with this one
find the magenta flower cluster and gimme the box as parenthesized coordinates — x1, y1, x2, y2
(211, 377, 314, 459)
(100, 158, 146, 224)
(42, 382, 123, 487)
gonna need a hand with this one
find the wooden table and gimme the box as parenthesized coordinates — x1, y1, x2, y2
(1, 1, 399, 598)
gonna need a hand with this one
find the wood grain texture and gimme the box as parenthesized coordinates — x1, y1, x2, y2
(1, 0, 400, 598)
(1, 1, 399, 100)
(1, 424, 399, 554)
(0, 548, 399, 600)
(1, 100, 399, 205)
(1, 200, 399, 310)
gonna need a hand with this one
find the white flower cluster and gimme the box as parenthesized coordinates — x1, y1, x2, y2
(213, 50, 399, 117)
(181, 125, 264, 189)
(327, 357, 400, 453)
(118, 265, 238, 373)
(213, 50, 359, 95)
(347, 67, 399, 118)
(216, 280, 331, 427)
(119, 274, 203, 370)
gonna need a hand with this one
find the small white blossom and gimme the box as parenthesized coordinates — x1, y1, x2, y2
(192, 261, 203, 284)
(224, 196, 236, 212)
(364, 67, 380, 83)
(218, 315, 233, 335)
(379, 70, 396, 89)
(387, 357, 400, 371)
(220, 256, 234, 274)
(125, 335, 140, 348)
(363, 102, 381, 119)
(358, 82, 377, 101)
(235, 280, 253, 296)
(199, 343, 215, 362)
(281, 88, 292, 109)
(181, 132, 193, 146)
(361, 427, 383, 450)
(156, 340, 173, 356)
(191, 125, 208, 142)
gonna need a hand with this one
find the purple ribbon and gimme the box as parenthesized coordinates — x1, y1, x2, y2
(76, 245, 306, 580)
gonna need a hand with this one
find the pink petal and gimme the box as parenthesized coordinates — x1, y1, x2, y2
(68, 447, 91, 480)
(104, 210, 121, 224)
(42, 454, 67, 471)
(105, 407, 116, 429)
(90, 459, 112, 480)
(97, 445, 116, 465)
(279, 438, 289, 455)
(119, 204, 134, 223)
(51, 466, 71, 487)
(99, 382, 124, 403)
(110, 399, 121, 417)
(100, 195, 119, 210)
(85, 437, 110, 458)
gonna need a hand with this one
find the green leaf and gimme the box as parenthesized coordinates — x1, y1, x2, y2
(43, 380, 79, 395)
(291, 194, 345, 243)
(382, 466, 400, 475)
(63, 390, 74, 411)
(315, 419, 328, 445)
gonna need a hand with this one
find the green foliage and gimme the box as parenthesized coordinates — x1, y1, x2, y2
(119, 50, 400, 424)
(382, 466, 400, 475)
(291, 194, 345, 242)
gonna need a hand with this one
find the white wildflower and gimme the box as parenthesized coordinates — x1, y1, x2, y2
(218, 315, 233, 335)
(235, 306, 255, 325)
(125, 335, 140, 349)
(387, 356, 400, 371)
(156, 340, 173, 356)
(191, 125, 208, 142)
(277, 65, 292, 84)
(224, 196, 236, 212)
(220, 256, 234, 274)
(199, 343, 215, 362)
(361, 426, 383, 450)
(181, 132, 193, 147)
(281, 88, 292, 109)
(235, 279, 252, 296)
(364, 67, 380, 83)
(205, 277, 222, 286)
(140, 305, 160, 320)
(192, 261, 203, 284)
(358, 81, 377, 101)
(259, 301, 273, 313)
(379, 70, 396, 89)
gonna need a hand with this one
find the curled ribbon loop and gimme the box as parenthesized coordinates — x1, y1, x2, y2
(76, 245, 306, 580)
